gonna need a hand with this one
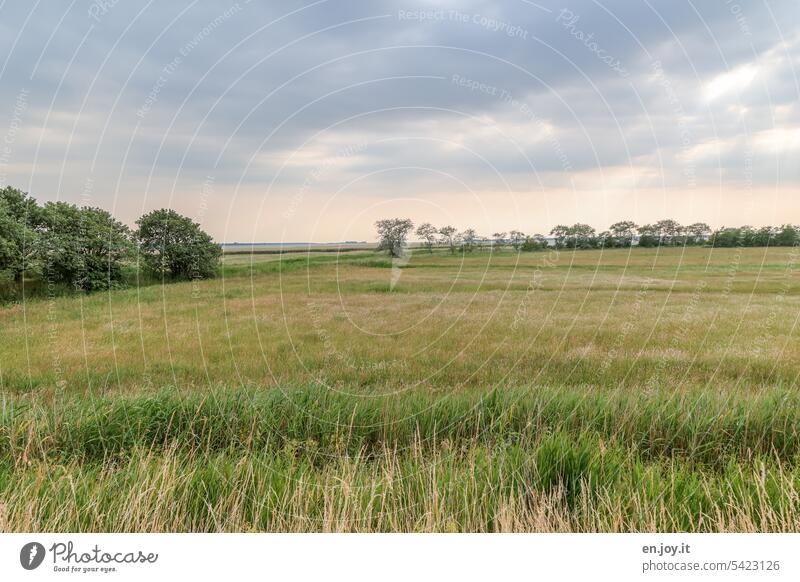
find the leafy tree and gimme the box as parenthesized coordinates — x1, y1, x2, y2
(597, 231, 615, 248)
(415, 222, 438, 253)
(654, 219, 684, 246)
(0, 186, 42, 228)
(438, 225, 458, 254)
(751, 226, 775, 247)
(709, 227, 740, 248)
(509, 230, 526, 250)
(40, 202, 132, 291)
(136, 209, 221, 279)
(739, 226, 757, 247)
(0, 187, 42, 281)
(0, 198, 39, 281)
(566, 223, 597, 249)
(637, 224, 659, 247)
(609, 221, 638, 247)
(774, 224, 799, 247)
(549, 225, 569, 249)
(520, 234, 548, 252)
(685, 223, 711, 246)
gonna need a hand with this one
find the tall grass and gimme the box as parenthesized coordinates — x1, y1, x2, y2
(3, 384, 800, 465)
(2, 385, 800, 532)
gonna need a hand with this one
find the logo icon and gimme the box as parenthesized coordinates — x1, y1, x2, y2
(20, 542, 46, 570)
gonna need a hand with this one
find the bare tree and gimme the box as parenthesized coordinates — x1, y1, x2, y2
(415, 222, 438, 253)
(438, 225, 458, 254)
(375, 218, 414, 258)
(492, 231, 507, 248)
(460, 228, 478, 253)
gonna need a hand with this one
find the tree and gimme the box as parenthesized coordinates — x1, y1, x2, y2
(40, 202, 132, 291)
(752, 226, 775, 247)
(520, 235, 548, 252)
(0, 187, 42, 281)
(654, 219, 684, 246)
(0, 186, 41, 229)
(774, 224, 799, 247)
(492, 232, 507, 248)
(375, 218, 414, 258)
(566, 223, 597, 249)
(597, 231, 614, 248)
(550, 225, 569, 249)
(710, 226, 740, 248)
(415, 222, 438, 253)
(685, 223, 711, 246)
(509, 230, 526, 250)
(438, 225, 458, 254)
(609, 221, 638, 247)
(460, 228, 478, 252)
(0, 198, 39, 281)
(739, 226, 756, 247)
(637, 224, 659, 247)
(136, 209, 221, 279)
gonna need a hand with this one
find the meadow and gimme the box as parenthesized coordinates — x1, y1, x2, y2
(1, 245, 800, 531)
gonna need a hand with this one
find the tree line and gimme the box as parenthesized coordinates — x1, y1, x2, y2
(376, 218, 800, 256)
(0, 186, 221, 293)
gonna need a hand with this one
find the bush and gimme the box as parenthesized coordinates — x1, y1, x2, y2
(135, 209, 221, 280)
(40, 202, 132, 291)
(520, 236, 547, 252)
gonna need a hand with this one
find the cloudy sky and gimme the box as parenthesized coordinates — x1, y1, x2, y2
(0, 0, 798, 242)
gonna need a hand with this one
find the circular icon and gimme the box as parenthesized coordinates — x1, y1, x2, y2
(20, 542, 46, 570)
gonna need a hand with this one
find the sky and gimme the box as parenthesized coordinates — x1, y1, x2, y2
(0, 0, 798, 243)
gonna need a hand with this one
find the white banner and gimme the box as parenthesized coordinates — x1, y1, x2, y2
(1, 533, 796, 581)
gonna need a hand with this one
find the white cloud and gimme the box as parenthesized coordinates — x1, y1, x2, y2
(703, 64, 759, 102)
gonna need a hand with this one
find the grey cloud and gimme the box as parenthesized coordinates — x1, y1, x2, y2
(0, 0, 797, 238)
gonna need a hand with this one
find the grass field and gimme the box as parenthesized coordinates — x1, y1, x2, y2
(2, 246, 800, 531)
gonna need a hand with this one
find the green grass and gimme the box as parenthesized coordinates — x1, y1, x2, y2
(1, 246, 800, 531)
